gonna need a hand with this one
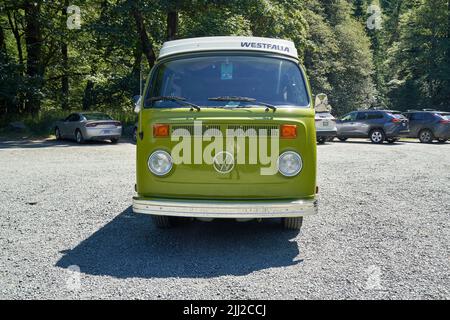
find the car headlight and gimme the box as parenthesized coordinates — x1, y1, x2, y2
(278, 151, 302, 177)
(148, 150, 173, 176)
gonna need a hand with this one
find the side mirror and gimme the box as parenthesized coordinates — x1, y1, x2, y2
(314, 93, 330, 112)
(133, 95, 142, 113)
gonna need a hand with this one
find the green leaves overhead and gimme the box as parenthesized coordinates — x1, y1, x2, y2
(1, 0, 448, 121)
(384, 0, 450, 110)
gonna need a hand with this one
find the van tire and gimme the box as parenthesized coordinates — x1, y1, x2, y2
(152, 215, 172, 228)
(338, 137, 347, 142)
(419, 129, 433, 143)
(283, 217, 303, 230)
(111, 138, 119, 144)
(369, 129, 385, 144)
(437, 138, 447, 143)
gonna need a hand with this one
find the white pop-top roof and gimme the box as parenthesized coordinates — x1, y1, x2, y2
(158, 36, 298, 60)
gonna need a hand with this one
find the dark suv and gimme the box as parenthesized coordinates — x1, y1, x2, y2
(403, 110, 450, 143)
(336, 110, 409, 144)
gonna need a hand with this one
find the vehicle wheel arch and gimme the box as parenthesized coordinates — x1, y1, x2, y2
(369, 127, 385, 134)
(419, 127, 433, 134)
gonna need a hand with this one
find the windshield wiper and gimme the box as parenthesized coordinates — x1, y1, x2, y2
(148, 96, 200, 111)
(208, 96, 277, 111)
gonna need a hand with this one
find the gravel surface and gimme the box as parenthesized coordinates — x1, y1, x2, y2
(0, 138, 449, 300)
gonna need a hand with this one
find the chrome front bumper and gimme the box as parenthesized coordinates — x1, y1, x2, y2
(132, 197, 318, 218)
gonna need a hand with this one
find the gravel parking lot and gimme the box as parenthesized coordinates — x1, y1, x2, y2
(0, 138, 448, 299)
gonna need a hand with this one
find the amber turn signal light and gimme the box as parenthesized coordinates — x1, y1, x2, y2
(280, 124, 297, 139)
(153, 124, 170, 137)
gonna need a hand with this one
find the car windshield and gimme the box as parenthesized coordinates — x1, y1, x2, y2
(145, 55, 309, 108)
(388, 112, 407, 119)
(341, 112, 356, 121)
(316, 113, 333, 118)
(436, 113, 450, 120)
(83, 113, 112, 120)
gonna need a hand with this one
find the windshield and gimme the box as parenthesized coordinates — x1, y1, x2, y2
(341, 112, 356, 121)
(316, 113, 333, 118)
(388, 112, 407, 119)
(436, 113, 450, 120)
(145, 55, 309, 108)
(83, 113, 112, 120)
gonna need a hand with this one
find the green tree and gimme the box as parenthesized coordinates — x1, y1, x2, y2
(385, 0, 450, 111)
(305, 0, 375, 115)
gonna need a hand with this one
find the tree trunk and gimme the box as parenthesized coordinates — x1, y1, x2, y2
(82, 80, 94, 111)
(0, 25, 6, 54)
(130, 1, 156, 67)
(447, 0, 450, 52)
(0, 25, 6, 116)
(446, 0, 450, 101)
(7, 11, 24, 67)
(61, 0, 69, 110)
(132, 44, 143, 95)
(167, 11, 178, 40)
(24, 1, 43, 115)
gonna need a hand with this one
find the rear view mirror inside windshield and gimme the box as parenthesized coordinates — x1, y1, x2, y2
(221, 62, 233, 80)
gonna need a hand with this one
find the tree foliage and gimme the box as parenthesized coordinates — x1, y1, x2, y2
(1, 0, 448, 124)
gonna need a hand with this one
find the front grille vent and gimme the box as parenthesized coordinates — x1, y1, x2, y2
(170, 124, 279, 137)
(227, 125, 279, 137)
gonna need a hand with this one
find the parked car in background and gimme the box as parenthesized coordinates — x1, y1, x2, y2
(54, 112, 122, 144)
(403, 110, 450, 143)
(315, 112, 337, 143)
(336, 110, 409, 144)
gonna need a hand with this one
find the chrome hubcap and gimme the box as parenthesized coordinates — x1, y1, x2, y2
(421, 132, 431, 141)
(372, 132, 382, 142)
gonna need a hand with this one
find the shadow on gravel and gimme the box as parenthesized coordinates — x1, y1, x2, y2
(400, 140, 448, 144)
(0, 138, 133, 149)
(56, 206, 301, 278)
(333, 140, 405, 146)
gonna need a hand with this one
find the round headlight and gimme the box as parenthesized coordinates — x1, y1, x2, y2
(148, 150, 173, 176)
(278, 151, 302, 177)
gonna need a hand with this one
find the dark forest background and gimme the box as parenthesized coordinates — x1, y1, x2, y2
(1, 0, 449, 132)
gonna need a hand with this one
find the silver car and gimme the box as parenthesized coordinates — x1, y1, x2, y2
(315, 112, 337, 143)
(54, 112, 122, 144)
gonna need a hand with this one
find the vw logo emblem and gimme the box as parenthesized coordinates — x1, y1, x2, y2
(213, 151, 235, 174)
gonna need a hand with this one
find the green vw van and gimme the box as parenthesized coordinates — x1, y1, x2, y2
(133, 36, 319, 230)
